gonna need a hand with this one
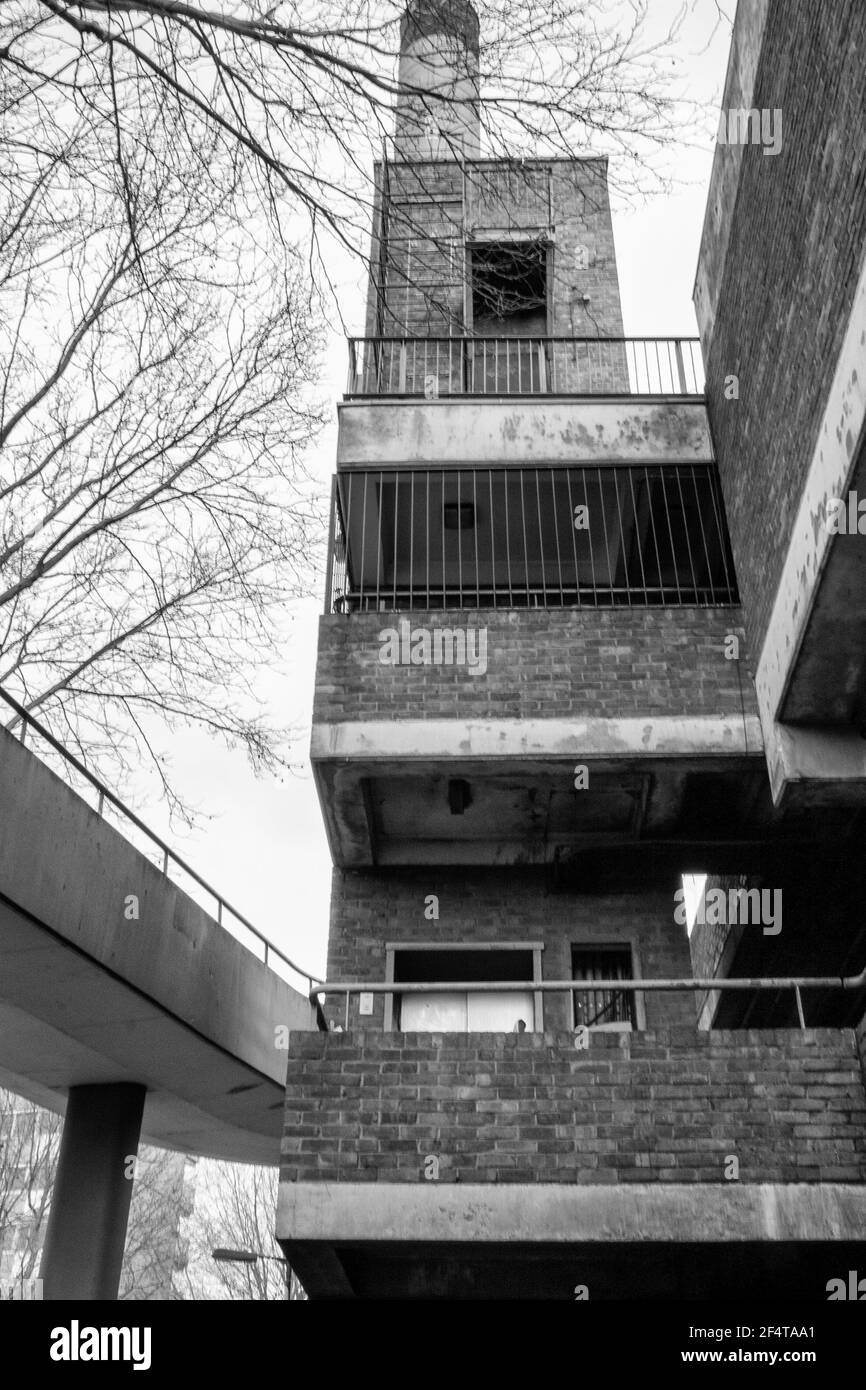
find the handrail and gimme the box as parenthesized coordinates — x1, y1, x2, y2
(346, 335, 704, 398)
(309, 968, 866, 1032)
(0, 686, 321, 996)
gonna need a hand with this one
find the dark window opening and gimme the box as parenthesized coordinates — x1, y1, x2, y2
(394, 949, 533, 983)
(572, 946, 636, 1029)
(470, 241, 548, 337)
(392, 948, 536, 1033)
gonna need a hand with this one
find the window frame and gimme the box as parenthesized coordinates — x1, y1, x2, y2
(570, 940, 646, 1032)
(384, 940, 544, 1033)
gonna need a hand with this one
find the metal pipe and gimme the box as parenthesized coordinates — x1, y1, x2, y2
(311, 967, 866, 1004)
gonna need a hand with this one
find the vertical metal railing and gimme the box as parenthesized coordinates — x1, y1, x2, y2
(346, 337, 704, 397)
(324, 464, 738, 613)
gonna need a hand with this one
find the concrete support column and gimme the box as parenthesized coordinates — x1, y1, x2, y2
(41, 1082, 146, 1301)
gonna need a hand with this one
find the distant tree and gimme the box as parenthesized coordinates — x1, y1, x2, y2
(180, 1159, 305, 1300)
(0, 1089, 194, 1298)
(0, 1089, 59, 1286)
(119, 1147, 194, 1300)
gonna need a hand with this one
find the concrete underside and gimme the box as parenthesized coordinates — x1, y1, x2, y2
(0, 894, 289, 1163)
(312, 717, 772, 867)
(278, 1182, 866, 1299)
(0, 728, 316, 1161)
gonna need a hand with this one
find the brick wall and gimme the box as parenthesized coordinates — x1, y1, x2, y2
(699, 0, 866, 658)
(313, 607, 753, 725)
(365, 157, 625, 342)
(326, 867, 694, 1030)
(281, 1026, 866, 1185)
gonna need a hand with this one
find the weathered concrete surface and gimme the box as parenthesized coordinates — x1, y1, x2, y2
(336, 398, 713, 467)
(0, 727, 316, 1161)
(278, 1181, 866, 1298)
(279, 1181, 866, 1245)
(311, 716, 766, 866)
(756, 256, 866, 749)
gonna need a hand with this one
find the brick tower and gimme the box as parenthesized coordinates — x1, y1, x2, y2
(278, 0, 866, 1299)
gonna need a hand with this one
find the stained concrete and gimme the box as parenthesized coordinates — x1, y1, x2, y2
(278, 1181, 866, 1299)
(0, 726, 316, 1161)
(336, 398, 713, 468)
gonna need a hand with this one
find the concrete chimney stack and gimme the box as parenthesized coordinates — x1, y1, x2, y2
(394, 0, 480, 160)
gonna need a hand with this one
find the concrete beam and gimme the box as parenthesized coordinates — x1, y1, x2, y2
(311, 714, 763, 764)
(278, 1180, 866, 1247)
(336, 398, 714, 468)
(0, 727, 317, 1161)
(751, 248, 866, 803)
(754, 248, 866, 764)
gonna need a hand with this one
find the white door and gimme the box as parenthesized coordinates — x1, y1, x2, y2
(400, 991, 467, 1031)
(400, 990, 535, 1032)
(467, 990, 535, 1032)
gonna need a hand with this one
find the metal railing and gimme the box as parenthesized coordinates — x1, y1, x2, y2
(325, 464, 738, 613)
(346, 337, 704, 397)
(310, 968, 866, 1033)
(0, 687, 320, 998)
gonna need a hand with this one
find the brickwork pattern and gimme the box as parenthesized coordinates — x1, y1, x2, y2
(313, 607, 754, 725)
(365, 157, 626, 346)
(326, 868, 696, 1031)
(703, 0, 866, 657)
(281, 1027, 866, 1185)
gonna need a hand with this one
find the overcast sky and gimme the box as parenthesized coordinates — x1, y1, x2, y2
(121, 0, 732, 988)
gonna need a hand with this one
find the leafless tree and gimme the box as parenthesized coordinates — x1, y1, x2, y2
(0, 2, 726, 810)
(180, 1158, 304, 1300)
(120, 1146, 195, 1300)
(0, 1089, 60, 1287)
(0, 1090, 197, 1298)
(1, 3, 327, 816)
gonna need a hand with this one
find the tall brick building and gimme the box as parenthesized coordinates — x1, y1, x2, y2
(277, 0, 866, 1298)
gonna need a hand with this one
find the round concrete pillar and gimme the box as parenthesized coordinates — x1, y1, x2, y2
(40, 1082, 146, 1300)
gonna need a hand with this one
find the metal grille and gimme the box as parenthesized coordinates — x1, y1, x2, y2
(347, 337, 703, 396)
(325, 464, 738, 612)
(572, 949, 636, 1028)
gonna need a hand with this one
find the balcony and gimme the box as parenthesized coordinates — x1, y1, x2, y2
(325, 463, 737, 614)
(346, 336, 704, 398)
(278, 1021, 866, 1298)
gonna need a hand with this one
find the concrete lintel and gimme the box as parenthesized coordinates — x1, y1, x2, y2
(311, 715, 763, 764)
(754, 247, 866, 782)
(277, 1181, 866, 1247)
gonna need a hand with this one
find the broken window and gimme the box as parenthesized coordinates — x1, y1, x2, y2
(469, 239, 548, 336)
(572, 946, 636, 1030)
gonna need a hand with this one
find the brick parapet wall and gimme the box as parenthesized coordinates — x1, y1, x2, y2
(281, 1027, 866, 1186)
(313, 607, 753, 725)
